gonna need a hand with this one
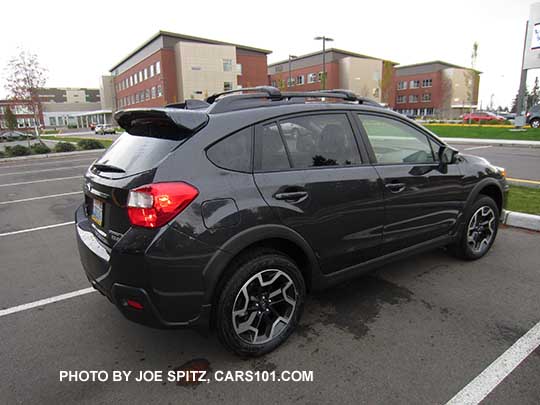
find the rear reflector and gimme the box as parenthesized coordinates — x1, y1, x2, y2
(127, 182, 199, 228)
(126, 299, 144, 310)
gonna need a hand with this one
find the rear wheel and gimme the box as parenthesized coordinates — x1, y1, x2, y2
(450, 196, 499, 260)
(530, 118, 540, 129)
(216, 249, 305, 357)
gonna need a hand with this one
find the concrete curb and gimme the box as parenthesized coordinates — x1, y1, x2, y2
(502, 210, 540, 231)
(442, 137, 540, 148)
(0, 149, 105, 163)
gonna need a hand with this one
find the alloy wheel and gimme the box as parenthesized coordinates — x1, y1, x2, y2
(467, 206, 496, 254)
(232, 269, 297, 345)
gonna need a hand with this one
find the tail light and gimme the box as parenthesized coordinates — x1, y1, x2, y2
(127, 182, 198, 228)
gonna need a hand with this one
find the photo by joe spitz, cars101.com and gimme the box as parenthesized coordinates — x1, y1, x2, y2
(2, 0, 540, 403)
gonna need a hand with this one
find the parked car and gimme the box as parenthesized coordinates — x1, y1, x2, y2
(461, 111, 505, 122)
(89, 123, 97, 131)
(95, 124, 115, 134)
(526, 105, 540, 128)
(76, 87, 508, 356)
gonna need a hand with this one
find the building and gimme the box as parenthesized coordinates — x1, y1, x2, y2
(36, 87, 107, 128)
(109, 31, 272, 109)
(0, 99, 43, 130)
(268, 49, 397, 104)
(390, 61, 481, 118)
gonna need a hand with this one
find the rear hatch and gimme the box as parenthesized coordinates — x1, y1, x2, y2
(82, 108, 208, 247)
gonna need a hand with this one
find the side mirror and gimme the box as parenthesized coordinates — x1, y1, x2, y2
(439, 145, 458, 165)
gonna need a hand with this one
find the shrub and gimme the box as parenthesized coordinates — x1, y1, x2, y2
(54, 142, 76, 152)
(31, 143, 51, 154)
(77, 139, 104, 150)
(43, 129, 59, 135)
(0, 150, 5, 158)
(7, 144, 31, 157)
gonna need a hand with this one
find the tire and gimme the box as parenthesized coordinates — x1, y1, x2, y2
(530, 118, 540, 129)
(215, 248, 306, 357)
(450, 196, 499, 260)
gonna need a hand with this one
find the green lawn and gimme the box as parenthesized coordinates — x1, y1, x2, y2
(507, 185, 540, 216)
(41, 136, 113, 148)
(424, 125, 540, 141)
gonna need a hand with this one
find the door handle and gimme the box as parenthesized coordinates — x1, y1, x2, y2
(274, 191, 309, 203)
(385, 182, 406, 193)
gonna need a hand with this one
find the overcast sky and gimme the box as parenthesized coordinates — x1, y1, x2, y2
(0, 0, 536, 109)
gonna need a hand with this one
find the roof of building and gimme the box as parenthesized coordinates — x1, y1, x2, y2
(268, 48, 398, 68)
(396, 60, 481, 73)
(37, 87, 101, 103)
(110, 30, 273, 72)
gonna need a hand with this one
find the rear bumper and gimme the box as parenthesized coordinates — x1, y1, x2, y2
(75, 205, 212, 330)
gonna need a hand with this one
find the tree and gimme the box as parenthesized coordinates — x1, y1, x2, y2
(3, 49, 47, 139)
(511, 87, 529, 113)
(466, 41, 479, 124)
(4, 106, 17, 131)
(528, 77, 539, 108)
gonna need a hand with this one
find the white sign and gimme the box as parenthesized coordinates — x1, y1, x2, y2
(524, 3, 540, 69)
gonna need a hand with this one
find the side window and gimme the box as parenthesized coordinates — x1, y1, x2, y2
(255, 122, 290, 171)
(207, 127, 252, 172)
(359, 114, 436, 164)
(278, 114, 361, 168)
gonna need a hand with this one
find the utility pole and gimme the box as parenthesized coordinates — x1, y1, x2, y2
(517, 20, 530, 127)
(288, 55, 297, 88)
(314, 36, 334, 90)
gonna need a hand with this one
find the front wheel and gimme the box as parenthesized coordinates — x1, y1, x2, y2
(216, 249, 306, 357)
(530, 118, 540, 129)
(450, 196, 499, 260)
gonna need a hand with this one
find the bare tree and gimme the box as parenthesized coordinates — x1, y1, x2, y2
(466, 42, 479, 124)
(3, 49, 47, 139)
(439, 74, 453, 119)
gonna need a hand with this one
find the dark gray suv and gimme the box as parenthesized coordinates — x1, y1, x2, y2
(526, 104, 540, 128)
(76, 87, 508, 356)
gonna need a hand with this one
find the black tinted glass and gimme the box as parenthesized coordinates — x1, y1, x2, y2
(256, 122, 290, 171)
(278, 114, 360, 168)
(207, 127, 252, 172)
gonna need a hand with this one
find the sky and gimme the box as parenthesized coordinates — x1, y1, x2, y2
(0, 0, 537, 109)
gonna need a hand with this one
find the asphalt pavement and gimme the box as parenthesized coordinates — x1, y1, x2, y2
(0, 152, 539, 404)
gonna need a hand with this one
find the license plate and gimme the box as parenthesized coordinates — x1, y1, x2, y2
(91, 199, 103, 226)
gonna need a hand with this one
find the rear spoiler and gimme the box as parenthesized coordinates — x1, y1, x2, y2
(114, 108, 209, 134)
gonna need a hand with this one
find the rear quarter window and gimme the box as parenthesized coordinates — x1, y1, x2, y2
(206, 127, 253, 172)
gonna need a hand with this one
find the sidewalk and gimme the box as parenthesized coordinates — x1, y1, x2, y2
(442, 137, 540, 148)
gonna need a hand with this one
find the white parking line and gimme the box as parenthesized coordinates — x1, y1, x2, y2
(0, 221, 74, 237)
(446, 320, 540, 405)
(463, 145, 493, 151)
(0, 164, 88, 176)
(0, 191, 82, 205)
(0, 157, 95, 169)
(0, 176, 81, 187)
(0, 288, 95, 318)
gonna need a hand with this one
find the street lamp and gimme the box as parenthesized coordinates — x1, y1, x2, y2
(288, 55, 297, 88)
(314, 36, 334, 90)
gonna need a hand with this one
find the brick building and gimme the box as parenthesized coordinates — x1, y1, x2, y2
(109, 31, 272, 110)
(0, 100, 43, 130)
(390, 61, 480, 118)
(268, 49, 396, 104)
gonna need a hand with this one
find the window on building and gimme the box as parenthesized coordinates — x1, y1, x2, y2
(144, 68, 148, 80)
(236, 64, 242, 74)
(396, 95, 406, 104)
(296, 75, 305, 85)
(410, 80, 420, 89)
(145, 89, 150, 100)
(409, 95, 419, 103)
(223, 59, 233, 72)
(134, 74, 138, 85)
(307, 73, 317, 83)
(207, 127, 253, 172)
(150, 64, 155, 77)
(223, 82, 233, 91)
(191, 66, 202, 71)
(49, 117, 57, 126)
(422, 79, 432, 88)
(422, 93, 432, 102)
(135, 93, 139, 103)
(287, 77, 296, 87)
(397, 81, 407, 90)
(359, 114, 436, 164)
(151, 86, 156, 99)
(58, 117, 64, 126)
(138, 71, 143, 82)
(156, 61, 161, 74)
(271, 80, 277, 87)
(157, 85, 163, 97)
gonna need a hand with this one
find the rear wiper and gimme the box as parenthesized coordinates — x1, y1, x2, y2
(92, 163, 126, 173)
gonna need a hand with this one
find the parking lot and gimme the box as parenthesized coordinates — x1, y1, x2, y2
(1, 152, 539, 404)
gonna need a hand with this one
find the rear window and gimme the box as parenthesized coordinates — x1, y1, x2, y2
(206, 127, 252, 172)
(93, 133, 180, 176)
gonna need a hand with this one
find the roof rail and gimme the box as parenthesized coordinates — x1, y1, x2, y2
(206, 86, 281, 104)
(282, 90, 380, 106)
(165, 99, 210, 110)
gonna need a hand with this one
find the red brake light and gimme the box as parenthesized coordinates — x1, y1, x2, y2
(127, 182, 199, 228)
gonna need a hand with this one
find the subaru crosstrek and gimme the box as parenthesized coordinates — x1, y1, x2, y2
(76, 87, 508, 357)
